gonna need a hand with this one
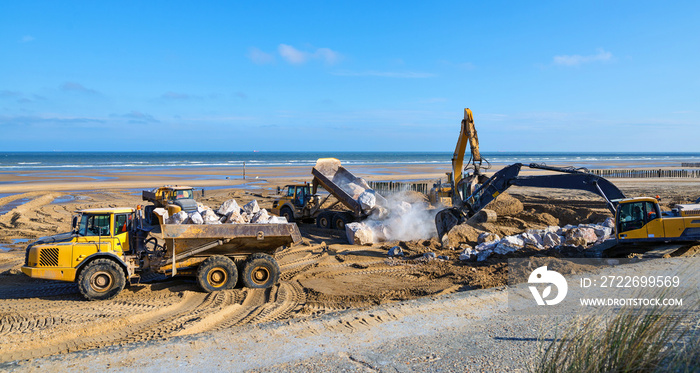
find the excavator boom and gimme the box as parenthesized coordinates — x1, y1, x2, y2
(450, 108, 485, 206)
(435, 108, 626, 239)
(436, 162, 626, 238)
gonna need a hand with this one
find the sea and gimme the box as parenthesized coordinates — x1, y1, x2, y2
(1, 152, 700, 171)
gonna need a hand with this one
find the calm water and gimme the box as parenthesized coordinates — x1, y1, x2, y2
(1, 151, 700, 171)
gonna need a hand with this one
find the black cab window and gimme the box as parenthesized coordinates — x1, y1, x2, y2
(644, 202, 658, 222)
(79, 214, 111, 236)
(618, 202, 645, 233)
(114, 214, 130, 235)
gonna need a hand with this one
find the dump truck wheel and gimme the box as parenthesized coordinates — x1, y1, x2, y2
(241, 253, 280, 289)
(280, 206, 295, 223)
(78, 258, 126, 301)
(196, 255, 238, 292)
(333, 212, 350, 230)
(316, 212, 332, 229)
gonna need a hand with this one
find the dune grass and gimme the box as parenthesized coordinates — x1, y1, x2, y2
(531, 304, 699, 373)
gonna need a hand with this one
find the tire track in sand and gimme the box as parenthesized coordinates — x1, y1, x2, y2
(0, 291, 204, 362)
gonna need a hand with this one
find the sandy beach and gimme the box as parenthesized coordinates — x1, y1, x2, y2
(0, 161, 698, 371)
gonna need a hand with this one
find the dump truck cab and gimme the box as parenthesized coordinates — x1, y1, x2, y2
(271, 184, 314, 222)
(22, 208, 138, 299)
(142, 185, 197, 215)
(615, 197, 700, 243)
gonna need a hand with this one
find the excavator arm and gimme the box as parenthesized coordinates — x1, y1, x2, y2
(435, 163, 626, 238)
(450, 108, 486, 206)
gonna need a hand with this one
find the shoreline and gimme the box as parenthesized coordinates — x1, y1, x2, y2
(1, 160, 700, 194)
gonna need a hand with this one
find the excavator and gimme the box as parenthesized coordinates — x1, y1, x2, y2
(434, 109, 700, 248)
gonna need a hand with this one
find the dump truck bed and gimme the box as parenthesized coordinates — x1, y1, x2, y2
(311, 162, 387, 217)
(161, 222, 302, 258)
(312, 166, 364, 216)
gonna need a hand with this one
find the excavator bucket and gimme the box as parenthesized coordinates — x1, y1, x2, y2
(435, 207, 465, 240)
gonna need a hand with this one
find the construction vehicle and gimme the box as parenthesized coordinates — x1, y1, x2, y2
(142, 185, 197, 216)
(434, 108, 700, 247)
(429, 108, 490, 208)
(21, 206, 301, 300)
(271, 158, 386, 230)
(614, 198, 700, 243)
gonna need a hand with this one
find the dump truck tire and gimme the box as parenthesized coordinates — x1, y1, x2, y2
(241, 253, 280, 289)
(332, 212, 350, 230)
(280, 206, 295, 223)
(196, 255, 238, 292)
(316, 212, 332, 229)
(78, 258, 126, 301)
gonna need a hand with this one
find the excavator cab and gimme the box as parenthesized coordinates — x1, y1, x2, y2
(616, 198, 663, 240)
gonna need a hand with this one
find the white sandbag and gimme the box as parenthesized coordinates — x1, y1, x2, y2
(357, 190, 377, 211)
(217, 199, 241, 216)
(188, 211, 204, 224)
(167, 211, 188, 225)
(202, 209, 221, 224)
(314, 158, 341, 177)
(250, 209, 270, 224)
(345, 222, 374, 245)
(243, 200, 260, 215)
(226, 209, 247, 224)
(268, 216, 288, 224)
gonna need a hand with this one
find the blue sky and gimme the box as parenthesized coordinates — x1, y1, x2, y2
(1, 1, 698, 152)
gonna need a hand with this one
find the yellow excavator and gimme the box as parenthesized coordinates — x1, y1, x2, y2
(434, 109, 700, 248)
(429, 109, 490, 206)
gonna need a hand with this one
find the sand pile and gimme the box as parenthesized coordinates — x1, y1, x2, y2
(485, 193, 523, 216)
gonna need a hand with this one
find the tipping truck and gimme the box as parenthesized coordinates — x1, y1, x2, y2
(271, 158, 387, 230)
(21, 206, 302, 300)
(141, 185, 198, 224)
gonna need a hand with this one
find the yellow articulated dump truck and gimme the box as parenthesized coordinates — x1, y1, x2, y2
(21, 207, 301, 300)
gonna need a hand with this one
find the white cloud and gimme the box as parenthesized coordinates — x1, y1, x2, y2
(247, 47, 275, 65)
(314, 48, 341, 65)
(332, 70, 436, 78)
(553, 49, 613, 66)
(277, 44, 342, 65)
(278, 44, 309, 64)
(19, 35, 35, 43)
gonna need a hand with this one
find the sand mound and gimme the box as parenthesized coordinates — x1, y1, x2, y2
(516, 211, 560, 227)
(443, 224, 486, 248)
(485, 193, 523, 216)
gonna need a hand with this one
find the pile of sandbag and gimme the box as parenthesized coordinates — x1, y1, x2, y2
(457, 217, 615, 261)
(163, 198, 288, 225)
